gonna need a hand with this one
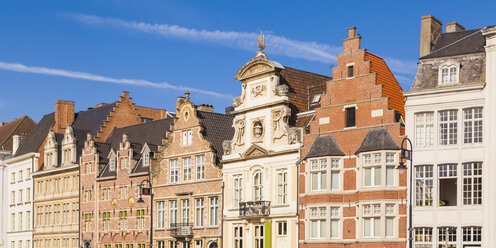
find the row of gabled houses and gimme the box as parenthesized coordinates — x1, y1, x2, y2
(2, 15, 496, 248)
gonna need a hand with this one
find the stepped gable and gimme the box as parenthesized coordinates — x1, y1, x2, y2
(72, 103, 116, 136)
(304, 135, 345, 160)
(196, 110, 235, 165)
(0, 115, 36, 151)
(421, 29, 485, 59)
(15, 113, 55, 156)
(355, 128, 400, 155)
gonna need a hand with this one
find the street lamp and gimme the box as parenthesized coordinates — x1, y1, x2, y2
(396, 137, 413, 248)
(138, 179, 153, 248)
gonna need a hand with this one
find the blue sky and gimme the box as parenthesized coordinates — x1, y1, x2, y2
(1, 1, 495, 122)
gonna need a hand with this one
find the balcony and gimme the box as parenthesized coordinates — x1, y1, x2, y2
(239, 201, 270, 218)
(170, 223, 193, 237)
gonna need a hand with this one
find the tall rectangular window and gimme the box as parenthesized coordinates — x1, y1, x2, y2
(254, 225, 264, 248)
(438, 227, 457, 247)
(385, 204, 395, 237)
(196, 155, 205, 180)
(439, 164, 457, 207)
(363, 204, 381, 238)
(277, 221, 287, 236)
(157, 201, 165, 229)
(169, 200, 177, 227)
(170, 159, 178, 183)
(415, 112, 434, 147)
(347, 65, 354, 77)
(415, 165, 434, 207)
(234, 225, 243, 248)
(439, 110, 458, 145)
(233, 175, 243, 207)
(311, 159, 327, 191)
(277, 170, 288, 204)
(463, 162, 482, 205)
(136, 209, 145, 229)
(18, 212, 22, 230)
(182, 130, 193, 146)
(331, 159, 340, 190)
(310, 207, 326, 239)
(414, 227, 433, 247)
(462, 226, 482, 246)
(183, 157, 192, 181)
(195, 198, 204, 227)
(26, 211, 31, 229)
(345, 107, 356, 127)
(119, 211, 127, 230)
(330, 207, 339, 238)
(143, 153, 150, 167)
(209, 197, 218, 226)
(464, 107, 483, 144)
(103, 212, 110, 231)
(364, 155, 381, 187)
(181, 199, 189, 223)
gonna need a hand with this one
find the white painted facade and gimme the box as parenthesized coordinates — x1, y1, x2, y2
(5, 153, 37, 248)
(0, 150, 13, 248)
(222, 51, 301, 248)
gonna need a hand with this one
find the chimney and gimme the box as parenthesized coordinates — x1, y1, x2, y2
(446, 22, 465, 33)
(343, 27, 361, 52)
(420, 15, 442, 57)
(54, 100, 75, 133)
(225, 106, 234, 115)
(197, 104, 214, 113)
(12, 134, 21, 154)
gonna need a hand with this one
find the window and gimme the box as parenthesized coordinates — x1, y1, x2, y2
(330, 207, 340, 238)
(169, 241, 178, 248)
(84, 190, 93, 202)
(103, 212, 110, 231)
(194, 240, 202, 248)
(347, 65, 354, 77)
(345, 107, 356, 127)
(85, 163, 91, 174)
(233, 175, 243, 207)
(311, 159, 327, 191)
(170, 159, 178, 183)
(311, 93, 322, 105)
(364, 155, 381, 187)
(386, 153, 395, 164)
(18, 171, 23, 182)
(415, 165, 434, 207)
(119, 187, 127, 200)
(11, 191, 15, 205)
(363, 154, 371, 165)
(18, 212, 22, 230)
(169, 200, 177, 227)
(157, 241, 165, 248)
(183, 157, 192, 181)
(195, 198, 204, 227)
(136, 209, 145, 229)
(363, 204, 381, 238)
(463, 162, 482, 205)
(196, 155, 205, 180)
(26, 211, 31, 229)
(182, 130, 192, 146)
(254, 225, 264, 247)
(27, 168, 31, 178)
(310, 207, 326, 239)
(103, 188, 111, 201)
(120, 157, 128, 169)
(439, 164, 457, 207)
(253, 171, 263, 201)
(464, 107, 483, 144)
(143, 153, 150, 167)
(84, 213, 92, 231)
(439, 110, 458, 145)
(385, 204, 395, 237)
(110, 158, 116, 171)
(209, 197, 218, 226)
(331, 159, 340, 190)
(234, 225, 243, 248)
(462, 226, 482, 246)
(11, 213, 15, 231)
(277, 221, 287, 236)
(11, 172, 15, 183)
(277, 170, 288, 204)
(439, 65, 458, 85)
(119, 211, 127, 230)
(181, 199, 190, 223)
(438, 227, 456, 247)
(18, 190, 23, 203)
(157, 201, 165, 229)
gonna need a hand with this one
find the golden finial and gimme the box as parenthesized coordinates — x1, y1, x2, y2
(185, 90, 190, 100)
(258, 32, 265, 51)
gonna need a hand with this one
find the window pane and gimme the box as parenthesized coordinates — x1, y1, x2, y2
(364, 219, 371, 237)
(364, 168, 371, 187)
(320, 172, 327, 189)
(386, 218, 394, 237)
(331, 172, 339, 190)
(311, 173, 318, 191)
(311, 221, 318, 238)
(374, 218, 380, 237)
(320, 220, 327, 238)
(374, 168, 381, 186)
(331, 220, 339, 238)
(386, 167, 394, 186)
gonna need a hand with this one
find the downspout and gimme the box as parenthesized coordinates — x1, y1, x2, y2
(31, 154, 35, 248)
(221, 180, 224, 248)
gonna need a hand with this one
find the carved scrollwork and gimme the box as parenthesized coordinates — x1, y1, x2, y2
(274, 84, 289, 96)
(222, 140, 232, 155)
(232, 116, 246, 147)
(272, 106, 291, 142)
(251, 85, 267, 97)
(288, 127, 303, 144)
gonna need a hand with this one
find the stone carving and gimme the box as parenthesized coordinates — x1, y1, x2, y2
(272, 106, 291, 141)
(232, 83, 247, 107)
(232, 116, 246, 147)
(274, 84, 289, 96)
(251, 84, 267, 97)
(288, 127, 303, 144)
(222, 140, 232, 155)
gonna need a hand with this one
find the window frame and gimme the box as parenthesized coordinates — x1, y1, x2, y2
(463, 107, 483, 144)
(438, 62, 460, 85)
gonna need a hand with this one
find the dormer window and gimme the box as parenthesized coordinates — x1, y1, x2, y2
(311, 93, 323, 105)
(143, 153, 150, 167)
(110, 158, 116, 171)
(439, 62, 459, 85)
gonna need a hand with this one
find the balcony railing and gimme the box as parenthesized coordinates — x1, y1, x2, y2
(169, 223, 193, 237)
(239, 201, 270, 218)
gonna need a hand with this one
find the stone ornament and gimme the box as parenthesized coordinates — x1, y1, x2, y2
(222, 140, 232, 155)
(112, 198, 117, 208)
(272, 106, 291, 142)
(251, 84, 267, 97)
(232, 83, 247, 108)
(128, 197, 135, 207)
(274, 84, 289, 97)
(288, 127, 303, 144)
(232, 116, 246, 147)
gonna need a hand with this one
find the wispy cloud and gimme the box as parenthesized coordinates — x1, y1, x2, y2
(384, 57, 418, 75)
(67, 13, 340, 63)
(0, 61, 232, 99)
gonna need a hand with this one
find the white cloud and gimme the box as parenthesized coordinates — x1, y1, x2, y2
(0, 61, 232, 99)
(384, 57, 418, 75)
(68, 13, 340, 63)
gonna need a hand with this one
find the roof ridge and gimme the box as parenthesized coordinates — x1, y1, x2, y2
(197, 110, 234, 117)
(113, 117, 173, 130)
(426, 29, 482, 57)
(282, 66, 331, 79)
(0, 115, 30, 146)
(76, 102, 116, 114)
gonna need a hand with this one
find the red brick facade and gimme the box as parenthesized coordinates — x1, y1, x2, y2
(298, 28, 406, 248)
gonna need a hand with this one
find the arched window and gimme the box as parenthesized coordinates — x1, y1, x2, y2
(254, 171, 263, 201)
(438, 62, 459, 85)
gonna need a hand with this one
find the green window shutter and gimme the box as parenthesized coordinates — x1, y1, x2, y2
(264, 221, 272, 248)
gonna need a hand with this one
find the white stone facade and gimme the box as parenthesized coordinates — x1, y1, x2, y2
(5, 153, 37, 248)
(0, 150, 13, 248)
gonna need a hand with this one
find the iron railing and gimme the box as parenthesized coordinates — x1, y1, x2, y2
(169, 223, 193, 237)
(239, 201, 270, 217)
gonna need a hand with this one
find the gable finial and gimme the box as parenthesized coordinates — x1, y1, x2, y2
(258, 32, 265, 51)
(185, 90, 190, 100)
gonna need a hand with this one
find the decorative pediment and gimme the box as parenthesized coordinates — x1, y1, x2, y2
(235, 52, 284, 81)
(242, 144, 269, 159)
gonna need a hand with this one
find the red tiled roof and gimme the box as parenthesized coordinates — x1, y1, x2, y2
(0, 116, 36, 151)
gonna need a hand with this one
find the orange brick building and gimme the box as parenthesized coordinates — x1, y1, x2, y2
(298, 28, 406, 248)
(151, 93, 233, 248)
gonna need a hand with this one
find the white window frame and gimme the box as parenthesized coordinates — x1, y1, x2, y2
(169, 200, 177, 227)
(170, 159, 178, 183)
(253, 171, 263, 201)
(363, 204, 381, 238)
(462, 226, 482, 246)
(309, 207, 327, 239)
(183, 157, 192, 181)
(157, 201, 165, 229)
(330, 207, 340, 239)
(233, 175, 243, 207)
(209, 197, 218, 227)
(196, 155, 205, 180)
(277, 170, 288, 204)
(463, 107, 483, 144)
(181, 199, 190, 223)
(234, 225, 243, 248)
(195, 198, 204, 227)
(439, 110, 458, 145)
(311, 159, 327, 191)
(143, 153, 150, 167)
(415, 165, 434, 207)
(438, 62, 460, 85)
(414, 227, 433, 247)
(438, 227, 457, 247)
(385, 204, 395, 238)
(463, 162, 482, 205)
